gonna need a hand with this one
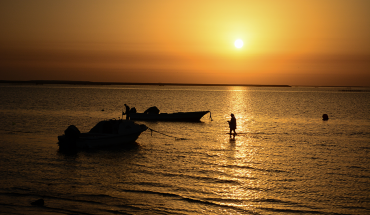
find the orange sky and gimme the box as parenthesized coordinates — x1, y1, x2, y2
(1, 0, 369, 86)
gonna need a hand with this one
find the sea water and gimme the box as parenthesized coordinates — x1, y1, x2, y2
(0, 84, 369, 214)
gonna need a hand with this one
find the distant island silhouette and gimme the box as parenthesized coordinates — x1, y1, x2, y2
(0, 80, 292, 87)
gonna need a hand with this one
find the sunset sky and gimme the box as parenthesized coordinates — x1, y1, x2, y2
(1, 0, 369, 86)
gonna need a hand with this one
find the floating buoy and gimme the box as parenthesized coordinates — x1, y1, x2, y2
(322, 114, 329, 121)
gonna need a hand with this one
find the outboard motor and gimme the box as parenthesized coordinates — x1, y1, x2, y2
(64, 125, 80, 139)
(130, 107, 137, 113)
(144, 106, 160, 114)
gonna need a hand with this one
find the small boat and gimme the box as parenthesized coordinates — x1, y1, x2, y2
(58, 120, 147, 150)
(129, 111, 210, 122)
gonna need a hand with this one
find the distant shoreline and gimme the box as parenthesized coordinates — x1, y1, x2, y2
(0, 80, 292, 87)
(1, 80, 369, 88)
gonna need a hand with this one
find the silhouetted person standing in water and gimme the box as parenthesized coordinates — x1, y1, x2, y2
(124, 104, 130, 120)
(228, 113, 237, 137)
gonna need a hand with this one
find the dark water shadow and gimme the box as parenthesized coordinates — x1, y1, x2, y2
(57, 141, 140, 157)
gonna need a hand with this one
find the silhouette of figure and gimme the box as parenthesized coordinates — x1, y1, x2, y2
(228, 113, 237, 137)
(124, 104, 130, 120)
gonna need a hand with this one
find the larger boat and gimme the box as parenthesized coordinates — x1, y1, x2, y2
(58, 120, 147, 150)
(129, 111, 210, 122)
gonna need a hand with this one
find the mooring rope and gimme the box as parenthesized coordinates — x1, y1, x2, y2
(147, 127, 187, 140)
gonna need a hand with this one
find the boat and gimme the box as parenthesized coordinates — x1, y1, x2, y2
(57, 119, 147, 150)
(129, 111, 211, 122)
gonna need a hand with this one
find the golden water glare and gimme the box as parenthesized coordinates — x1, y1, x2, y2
(211, 86, 264, 210)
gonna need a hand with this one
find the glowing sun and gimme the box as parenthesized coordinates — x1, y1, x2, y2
(234, 39, 244, 48)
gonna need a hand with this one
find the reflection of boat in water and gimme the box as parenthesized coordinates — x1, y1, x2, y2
(129, 111, 210, 122)
(58, 120, 147, 150)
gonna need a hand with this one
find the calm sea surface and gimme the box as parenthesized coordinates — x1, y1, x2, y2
(0, 84, 369, 215)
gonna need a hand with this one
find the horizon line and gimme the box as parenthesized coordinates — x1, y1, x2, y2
(1, 80, 369, 88)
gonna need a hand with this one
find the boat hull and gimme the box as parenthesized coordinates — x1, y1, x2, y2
(57, 120, 147, 150)
(129, 111, 210, 122)
(58, 131, 143, 150)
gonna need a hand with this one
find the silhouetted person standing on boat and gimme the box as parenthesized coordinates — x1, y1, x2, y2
(124, 104, 130, 120)
(228, 113, 237, 137)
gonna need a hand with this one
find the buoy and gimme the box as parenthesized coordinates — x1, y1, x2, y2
(322, 114, 329, 121)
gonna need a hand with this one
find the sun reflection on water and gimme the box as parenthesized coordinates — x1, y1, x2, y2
(209, 86, 268, 210)
(224, 86, 255, 135)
